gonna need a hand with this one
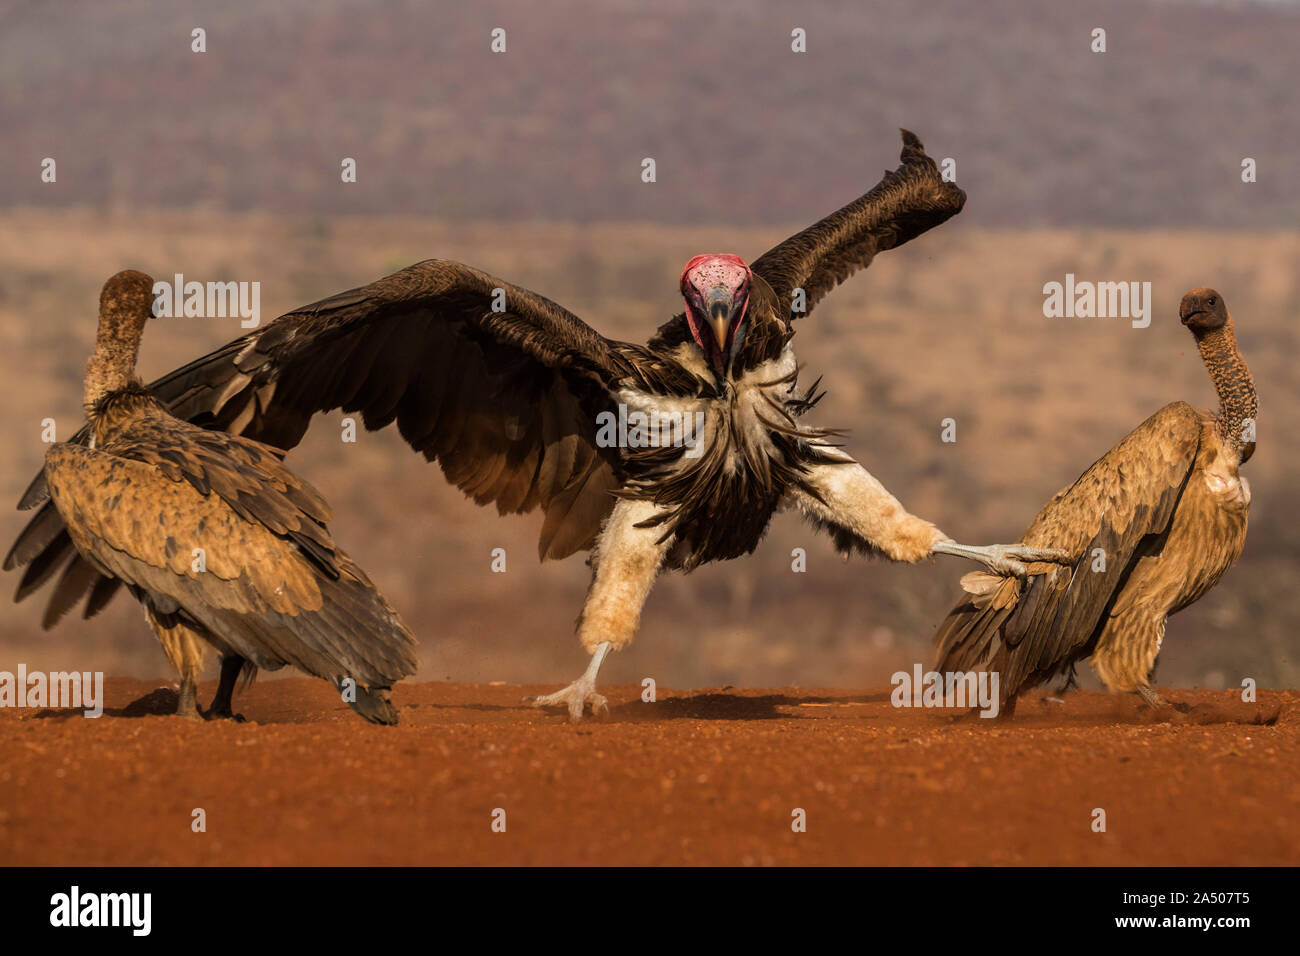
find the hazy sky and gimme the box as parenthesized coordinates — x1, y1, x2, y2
(3, 0, 1297, 227)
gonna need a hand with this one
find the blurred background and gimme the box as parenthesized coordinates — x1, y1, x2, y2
(1, 0, 1296, 692)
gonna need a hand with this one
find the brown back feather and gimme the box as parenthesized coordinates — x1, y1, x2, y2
(933, 402, 1203, 699)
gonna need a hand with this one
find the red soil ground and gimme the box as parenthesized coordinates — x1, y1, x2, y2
(0, 678, 1294, 866)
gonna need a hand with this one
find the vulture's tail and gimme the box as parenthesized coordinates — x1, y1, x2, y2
(932, 571, 1021, 700)
(346, 683, 400, 725)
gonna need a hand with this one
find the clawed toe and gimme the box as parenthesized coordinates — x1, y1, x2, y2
(934, 540, 1067, 579)
(524, 683, 609, 721)
(202, 708, 245, 722)
(522, 643, 613, 722)
(987, 544, 1073, 578)
(1006, 545, 1071, 565)
(1136, 686, 1169, 710)
(992, 556, 1029, 579)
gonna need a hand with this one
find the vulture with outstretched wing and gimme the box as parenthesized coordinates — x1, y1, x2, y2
(933, 288, 1255, 713)
(9, 131, 1062, 719)
(25, 271, 418, 723)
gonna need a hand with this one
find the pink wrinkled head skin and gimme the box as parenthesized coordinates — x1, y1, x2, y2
(679, 254, 751, 297)
(680, 254, 752, 375)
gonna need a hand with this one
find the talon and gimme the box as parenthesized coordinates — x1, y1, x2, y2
(936, 540, 1074, 579)
(526, 680, 609, 721)
(1137, 686, 1168, 709)
(526, 642, 612, 722)
(996, 557, 1028, 579)
(1006, 545, 1071, 565)
(202, 708, 245, 722)
(975, 544, 1028, 579)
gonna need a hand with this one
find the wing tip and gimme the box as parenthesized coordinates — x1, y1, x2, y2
(899, 127, 923, 152)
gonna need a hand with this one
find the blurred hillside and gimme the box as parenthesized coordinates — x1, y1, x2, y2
(1, 0, 1297, 227)
(1, 210, 1296, 692)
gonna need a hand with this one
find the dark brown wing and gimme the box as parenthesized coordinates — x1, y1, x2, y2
(150, 259, 638, 560)
(8, 259, 652, 626)
(43, 425, 417, 688)
(933, 402, 1204, 700)
(749, 129, 966, 322)
(5, 485, 126, 629)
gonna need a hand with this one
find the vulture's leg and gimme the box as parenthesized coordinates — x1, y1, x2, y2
(205, 655, 248, 722)
(788, 455, 1068, 575)
(1135, 685, 1168, 709)
(930, 540, 1070, 579)
(525, 642, 612, 720)
(145, 607, 206, 720)
(176, 674, 200, 721)
(525, 499, 673, 721)
(1092, 610, 1171, 710)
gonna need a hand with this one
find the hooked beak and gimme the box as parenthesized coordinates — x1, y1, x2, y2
(705, 288, 734, 355)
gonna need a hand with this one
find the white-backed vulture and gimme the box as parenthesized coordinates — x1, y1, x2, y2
(933, 288, 1255, 713)
(26, 271, 418, 723)
(8, 132, 1064, 720)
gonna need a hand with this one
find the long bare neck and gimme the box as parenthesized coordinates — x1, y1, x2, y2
(1195, 314, 1256, 463)
(83, 321, 143, 412)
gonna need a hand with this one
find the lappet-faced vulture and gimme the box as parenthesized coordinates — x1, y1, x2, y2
(16, 271, 418, 723)
(933, 288, 1255, 714)
(8, 131, 1063, 719)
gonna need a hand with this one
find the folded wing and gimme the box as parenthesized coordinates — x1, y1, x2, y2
(43, 424, 417, 687)
(933, 402, 1203, 697)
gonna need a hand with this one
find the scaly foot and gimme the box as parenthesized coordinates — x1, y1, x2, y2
(1136, 685, 1188, 712)
(523, 679, 609, 721)
(204, 653, 247, 721)
(175, 678, 203, 721)
(934, 540, 1070, 579)
(523, 641, 612, 722)
(202, 704, 246, 722)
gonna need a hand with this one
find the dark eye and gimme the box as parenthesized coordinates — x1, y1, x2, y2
(1208, 296, 1217, 306)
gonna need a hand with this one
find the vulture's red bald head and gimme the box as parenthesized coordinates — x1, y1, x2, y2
(680, 254, 751, 376)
